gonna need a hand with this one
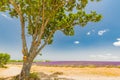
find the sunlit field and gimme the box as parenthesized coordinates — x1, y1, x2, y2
(0, 61, 120, 80)
(0, 0, 120, 80)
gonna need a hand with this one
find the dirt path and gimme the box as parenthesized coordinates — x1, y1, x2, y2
(0, 65, 21, 78)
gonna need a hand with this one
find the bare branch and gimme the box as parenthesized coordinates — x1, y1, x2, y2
(36, 42, 47, 56)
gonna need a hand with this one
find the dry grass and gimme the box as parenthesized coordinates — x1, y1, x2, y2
(31, 65, 120, 77)
(1, 64, 120, 80)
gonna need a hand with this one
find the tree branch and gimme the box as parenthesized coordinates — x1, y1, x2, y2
(9, 0, 28, 56)
(36, 29, 56, 55)
(29, 0, 49, 56)
(29, 0, 63, 56)
(36, 0, 45, 45)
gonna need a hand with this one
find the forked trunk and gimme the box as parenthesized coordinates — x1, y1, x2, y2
(19, 60, 33, 80)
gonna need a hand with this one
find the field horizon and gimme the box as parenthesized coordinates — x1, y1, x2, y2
(9, 60, 120, 67)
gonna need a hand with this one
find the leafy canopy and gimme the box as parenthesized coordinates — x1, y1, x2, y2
(0, 0, 102, 45)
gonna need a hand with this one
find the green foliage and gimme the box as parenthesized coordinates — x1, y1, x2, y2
(0, 0, 10, 12)
(12, 72, 40, 80)
(29, 72, 39, 79)
(0, 1, 102, 79)
(45, 60, 51, 62)
(0, 53, 10, 67)
(0, 0, 102, 45)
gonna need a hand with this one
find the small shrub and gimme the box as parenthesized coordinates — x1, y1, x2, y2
(52, 72, 64, 75)
(12, 75, 19, 80)
(0, 53, 10, 67)
(12, 72, 40, 80)
(29, 72, 40, 79)
(45, 60, 50, 62)
(117, 65, 120, 68)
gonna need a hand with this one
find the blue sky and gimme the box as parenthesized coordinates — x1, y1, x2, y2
(0, 0, 120, 61)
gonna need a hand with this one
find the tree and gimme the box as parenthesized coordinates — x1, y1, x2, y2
(0, 0, 102, 80)
(0, 53, 10, 67)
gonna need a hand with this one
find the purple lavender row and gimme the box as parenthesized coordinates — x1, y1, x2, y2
(34, 61, 120, 67)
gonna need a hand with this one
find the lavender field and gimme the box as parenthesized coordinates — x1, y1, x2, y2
(34, 61, 120, 67)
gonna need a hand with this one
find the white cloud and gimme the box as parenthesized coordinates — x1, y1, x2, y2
(86, 29, 95, 36)
(106, 53, 112, 56)
(113, 41, 120, 47)
(98, 29, 108, 36)
(117, 38, 120, 41)
(86, 32, 91, 35)
(1, 13, 12, 20)
(113, 38, 120, 47)
(90, 54, 120, 60)
(74, 41, 80, 44)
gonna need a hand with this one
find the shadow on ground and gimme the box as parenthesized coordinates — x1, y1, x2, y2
(0, 72, 74, 80)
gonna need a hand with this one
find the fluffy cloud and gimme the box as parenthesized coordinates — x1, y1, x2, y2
(1, 13, 12, 20)
(117, 38, 120, 41)
(90, 53, 119, 60)
(74, 41, 80, 44)
(113, 38, 120, 47)
(98, 29, 108, 36)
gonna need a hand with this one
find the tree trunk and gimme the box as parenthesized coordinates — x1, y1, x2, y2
(19, 60, 33, 80)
